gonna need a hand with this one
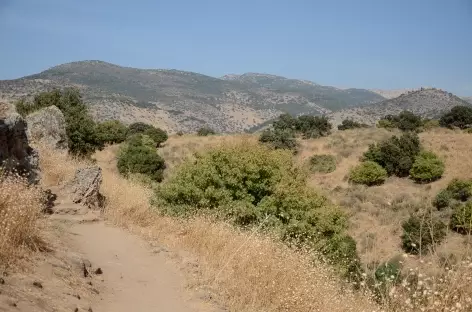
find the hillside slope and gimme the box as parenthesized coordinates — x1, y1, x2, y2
(0, 60, 384, 133)
(329, 88, 471, 126)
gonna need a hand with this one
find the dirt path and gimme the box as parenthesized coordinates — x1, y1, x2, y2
(69, 221, 219, 312)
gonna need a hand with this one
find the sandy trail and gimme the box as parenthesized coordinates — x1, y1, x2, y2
(69, 221, 218, 312)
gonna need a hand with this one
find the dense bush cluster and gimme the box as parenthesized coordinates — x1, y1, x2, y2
(439, 105, 472, 129)
(349, 161, 387, 186)
(401, 214, 447, 255)
(363, 132, 421, 177)
(96, 120, 128, 144)
(272, 113, 332, 138)
(259, 129, 298, 151)
(337, 119, 368, 131)
(377, 111, 423, 132)
(155, 142, 360, 277)
(409, 151, 445, 183)
(308, 154, 336, 173)
(117, 134, 166, 182)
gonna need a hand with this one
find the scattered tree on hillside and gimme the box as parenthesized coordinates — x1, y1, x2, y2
(338, 119, 369, 130)
(439, 106, 472, 129)
(377, 111, 423, 131)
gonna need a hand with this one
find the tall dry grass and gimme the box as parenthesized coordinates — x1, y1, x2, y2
(0, 174, 44, 267)
(37, 133, 472, 312)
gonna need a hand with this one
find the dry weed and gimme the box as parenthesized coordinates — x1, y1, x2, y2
(0, 174, 44, 267)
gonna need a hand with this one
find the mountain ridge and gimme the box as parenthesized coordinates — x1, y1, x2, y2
(0, 60, 386, 132)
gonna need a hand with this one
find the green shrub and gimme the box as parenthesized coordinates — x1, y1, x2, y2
(197, 127, 216, 136)
(156, 142, 358, 274)
(117, 134, 166, 182)
(363, 132, 421, 177)
(439, 106, 472, 129)
(450, 202, 472, 234)
(377, 111, 423, 132)
(433, 189, 452, 210)
(96, 120, 128, 144)
(259, 129, 298, 150)
(349, 161, 387, 186)
(309, 154, 336, 173)
(446, 179, 472, 201)
(272, 113, 332, 138)
(338, 119, 368, 131)
(374, 260, 402, 284)
(409, 151, 444, 183)
(401, 214, 447, 255)
(126, 122, 168, 147)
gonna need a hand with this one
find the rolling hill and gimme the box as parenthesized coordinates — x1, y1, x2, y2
(328, 88, 472, 127)
(0, 60, 385, 133)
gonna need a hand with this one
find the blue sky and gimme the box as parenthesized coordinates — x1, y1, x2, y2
(0, 0, 471, 95)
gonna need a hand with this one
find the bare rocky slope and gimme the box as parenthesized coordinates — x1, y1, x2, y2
(328, 88, 472, 127)
(0, 60, 385, 133)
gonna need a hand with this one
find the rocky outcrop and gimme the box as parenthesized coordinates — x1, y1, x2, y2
(26, 105, 68, 150)
(66, 166, 105, 209)
(0, 112, 40, 184)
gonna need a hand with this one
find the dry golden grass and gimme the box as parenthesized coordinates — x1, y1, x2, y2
(35, 130, 472, 312)
(0, 174, 44, 267)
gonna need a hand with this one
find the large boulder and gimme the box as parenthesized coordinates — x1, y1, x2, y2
(25, 105, 68, 150)
(0, 112, 40, 184)
(66, 166, 105, 209)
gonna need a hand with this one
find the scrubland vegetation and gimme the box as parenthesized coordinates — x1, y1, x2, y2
(4, 93, 472, 311)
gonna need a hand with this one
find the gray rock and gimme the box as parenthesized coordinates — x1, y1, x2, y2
(67, 166, 105, 209)
(0, 112, 40, 184)
(26, 105, 68, 150)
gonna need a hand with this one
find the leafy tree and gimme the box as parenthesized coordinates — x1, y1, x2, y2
(143, 127, 168, 147)
(433, 179, 472, 210)
(439, 106, 472, 129)
(363, 132, 421, 177)
(272, 113, 298, 131)
(96, 120, 128, 144)
(17, 88, 104, 156)
(271, 113, 332, 138)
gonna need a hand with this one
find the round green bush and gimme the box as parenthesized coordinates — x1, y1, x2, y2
(349, 161, 388, 186)
(96, 120, 128, 144)
(401, 214, 447, 255)
(446, 179, 472, 201)
(409, 151, 445, 183)
(309, 154, 336, 173)
(117, 138, 166, 182)
(450, 202, 472, 234)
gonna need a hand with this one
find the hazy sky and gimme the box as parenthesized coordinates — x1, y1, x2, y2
(0, 0, 471, 95)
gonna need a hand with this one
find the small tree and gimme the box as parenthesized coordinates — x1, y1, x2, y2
(127, 122, 154, 136)
(439, 106, 472, 129)
(143, 127, 168, 147)
(309, 154, 336, 173)
(96, 120, 128, 144)
(451, 202, 472, 234)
